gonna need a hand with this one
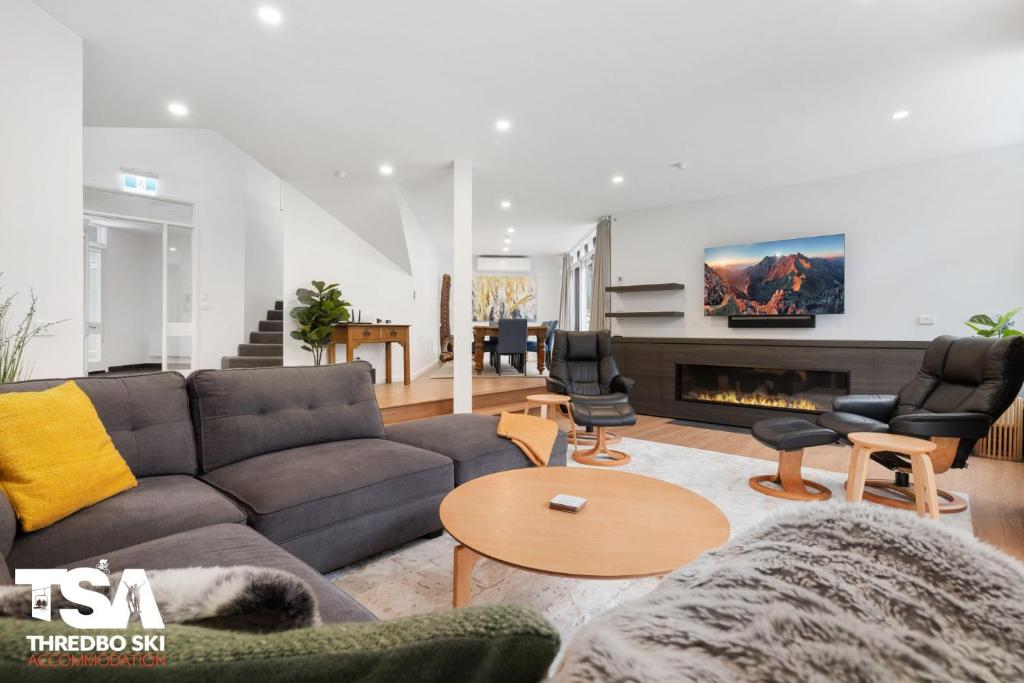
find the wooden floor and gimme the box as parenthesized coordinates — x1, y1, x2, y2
(616, 415, 1024, 560)
(377, 374, 1024, 560)
(375, 371, 545, 423)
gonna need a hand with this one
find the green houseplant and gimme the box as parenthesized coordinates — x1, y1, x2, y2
(290, 280, 352, 366)
(1, 276, 63, 383)
(964, 308, 1022, 338)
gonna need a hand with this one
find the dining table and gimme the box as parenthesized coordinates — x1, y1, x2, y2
(473, 323, 548, 375)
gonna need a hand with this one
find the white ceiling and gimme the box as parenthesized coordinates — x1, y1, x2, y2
(36, 0, 1024, 267)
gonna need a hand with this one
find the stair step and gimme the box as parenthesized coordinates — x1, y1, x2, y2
(238, 343, 283, 357)
(259, 320, 283, 332)
(477, 402, 530, 416)
(221, 356, 284, 369)
(250, 331, 283, 344)
(274, 300, 284, 311)
(267, 309, 283, 321)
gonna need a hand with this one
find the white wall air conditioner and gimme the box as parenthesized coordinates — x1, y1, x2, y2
(476, 256, 532, 273)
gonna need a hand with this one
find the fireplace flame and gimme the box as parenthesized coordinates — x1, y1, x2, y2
(687, 390, 818, 411)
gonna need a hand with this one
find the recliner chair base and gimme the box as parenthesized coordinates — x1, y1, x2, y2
(748, 450, 831, 502)
(573, 427, 631, 467)
(856, 478, 968, 514)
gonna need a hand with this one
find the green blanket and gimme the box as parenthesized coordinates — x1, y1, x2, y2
(0, 604, 558, 682)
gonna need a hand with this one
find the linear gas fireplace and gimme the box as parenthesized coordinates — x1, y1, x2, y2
(675, 363, 849, 414)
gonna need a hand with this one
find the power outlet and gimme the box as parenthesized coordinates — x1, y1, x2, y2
(917, 314, 936, 325)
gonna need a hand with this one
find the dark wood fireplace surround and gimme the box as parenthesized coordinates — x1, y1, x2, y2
(612, 337, 930, 428)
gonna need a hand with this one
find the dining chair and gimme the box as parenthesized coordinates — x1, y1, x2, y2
(492, 318, 529, 375)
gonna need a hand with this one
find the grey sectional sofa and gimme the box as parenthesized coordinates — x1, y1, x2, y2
(0, 361, 567, 624)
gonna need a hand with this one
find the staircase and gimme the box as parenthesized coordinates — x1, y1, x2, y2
(221, 300, 285, 369)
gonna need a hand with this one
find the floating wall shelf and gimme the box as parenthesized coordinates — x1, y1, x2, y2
(605, 283, 685, 293)
(605, 311, 685, 318)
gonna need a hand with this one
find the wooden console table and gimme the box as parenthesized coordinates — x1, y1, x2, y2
(473, 324, 548, 375)
(327, 324, 411, 385)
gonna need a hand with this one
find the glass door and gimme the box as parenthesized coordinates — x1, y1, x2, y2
(164, 225, 194, 371)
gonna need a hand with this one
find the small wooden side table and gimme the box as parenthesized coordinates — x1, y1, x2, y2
(327, 324, 411, 385)
(846, 432, 939, 520)
(523, 393, 577, 448)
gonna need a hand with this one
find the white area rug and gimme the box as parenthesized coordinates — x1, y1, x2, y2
(329, 438, 972, 645)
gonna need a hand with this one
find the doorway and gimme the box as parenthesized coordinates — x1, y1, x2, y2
(83, 187, 196, 375)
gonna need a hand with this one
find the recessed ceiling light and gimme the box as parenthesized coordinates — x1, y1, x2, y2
(504, 238, 511, 244)
(612, 175, 625, 184)
(379, 164, 394, 176)
(891, 110, 910, 121)
(502, 247, 510, 252)
(167, 102, 188, 116)
(506, 227, 515, 234)
(334, 171, 347, 179)
(494, 118, 512, 132)
(500, 200, 511, 209)
(258, 7, 282, 24)
(169, 247, 177, 252)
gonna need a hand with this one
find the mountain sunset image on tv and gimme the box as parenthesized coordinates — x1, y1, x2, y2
(704, 233, 845, 316)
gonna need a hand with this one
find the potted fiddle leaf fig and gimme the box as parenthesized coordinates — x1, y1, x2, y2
(289, 280, 352, 366)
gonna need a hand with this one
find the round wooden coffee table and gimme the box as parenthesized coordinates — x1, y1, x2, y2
(439, 467, 731, 607)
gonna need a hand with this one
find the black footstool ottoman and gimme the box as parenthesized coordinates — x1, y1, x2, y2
(750, 417, 839, 501)
(571, 401, 637, 467)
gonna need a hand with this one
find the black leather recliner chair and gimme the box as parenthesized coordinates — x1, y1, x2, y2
(546, 330, 638, 466)
(817, 335, 1024, 512)
(546, 330, 635, 401)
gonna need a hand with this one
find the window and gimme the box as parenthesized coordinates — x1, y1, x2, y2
(569, 233, 596, 331)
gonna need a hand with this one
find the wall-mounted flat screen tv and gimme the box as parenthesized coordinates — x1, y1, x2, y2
(704, 233, 845, 316)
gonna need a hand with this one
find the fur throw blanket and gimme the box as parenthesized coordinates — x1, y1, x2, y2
(0, 566, 318, 632)
(554, 503, 1024, 682)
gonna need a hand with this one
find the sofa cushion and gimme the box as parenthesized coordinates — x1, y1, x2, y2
(187, 362, 386, 472)
(201, 439, 452, 544)
(66, 523, 375, 625)
(6, 476, 246, 571)
(0, 372, 198, 477)
(386, 414, 568, 485)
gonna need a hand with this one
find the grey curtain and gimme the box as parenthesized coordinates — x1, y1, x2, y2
(589, 217, 611, 330)
(558, 252, 574, 330)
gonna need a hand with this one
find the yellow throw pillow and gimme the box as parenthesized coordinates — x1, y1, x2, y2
(0, 381, 137, 532)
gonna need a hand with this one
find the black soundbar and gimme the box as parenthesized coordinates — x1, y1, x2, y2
(728, 315, 816, 329)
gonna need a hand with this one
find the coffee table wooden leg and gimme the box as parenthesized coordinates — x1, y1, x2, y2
(453, 544, 481, 608)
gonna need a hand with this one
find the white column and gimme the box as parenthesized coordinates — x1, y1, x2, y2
(452, 161, 473, 413)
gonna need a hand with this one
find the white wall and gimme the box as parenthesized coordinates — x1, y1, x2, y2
(472, 254, 562, 323)
(282, 183, 442, 381)
(0, 0, 83, 379)
(100, 227, 162, 370)
(244, 164, 284, 335)
(610, 145, 1024, 341)
(83, 128, 283, 369)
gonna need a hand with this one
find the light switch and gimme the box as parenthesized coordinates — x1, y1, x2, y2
(917, 314, 936, 325)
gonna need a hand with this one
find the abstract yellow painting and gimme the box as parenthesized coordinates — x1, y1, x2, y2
(472, 276, 537, 321)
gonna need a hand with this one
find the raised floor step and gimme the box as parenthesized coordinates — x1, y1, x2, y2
(259, 320, 283, 332)
(250, 331, 283, 344)
(267, 309, 283, 321)
(238, 343, 283, 357)
(221, 356, 284, 369)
